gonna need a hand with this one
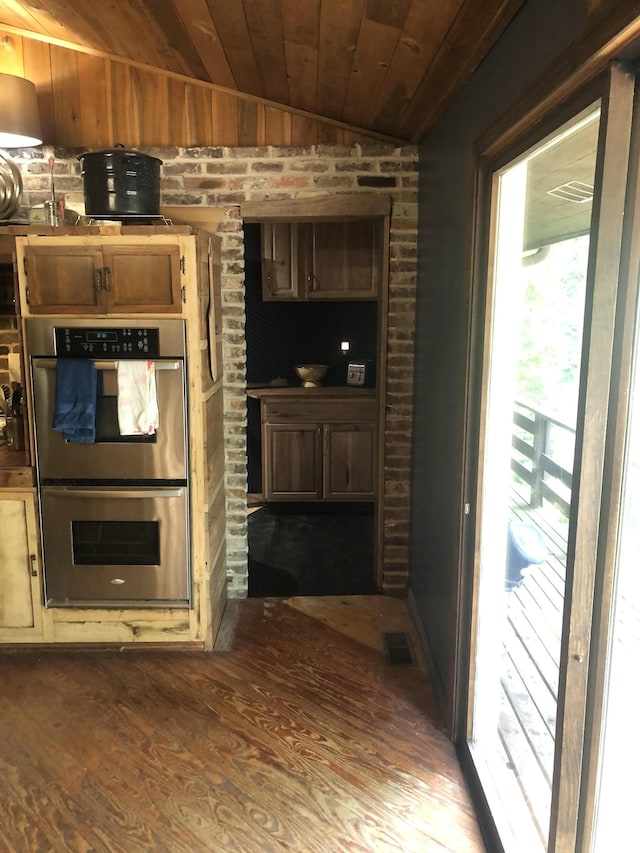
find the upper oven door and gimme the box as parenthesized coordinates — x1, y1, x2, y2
(30, 356, 188, 482)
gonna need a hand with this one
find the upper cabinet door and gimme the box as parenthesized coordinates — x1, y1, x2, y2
(18, 238, 184, 315)
(22, 245, 105, 314)
(261, 223, 301, 300)
(101, 244, 183, 313)
(260, 219, 383, 301)
(306, 220, 381, 299)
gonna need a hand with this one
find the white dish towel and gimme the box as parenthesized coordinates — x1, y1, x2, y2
(117, 360, 159, 435)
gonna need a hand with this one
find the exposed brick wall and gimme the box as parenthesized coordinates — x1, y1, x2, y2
(14, 144, 418, 597)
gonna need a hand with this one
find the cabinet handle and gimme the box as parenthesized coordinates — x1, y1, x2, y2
(29, 554, 37, 577)
(103, 266, 111, 291)
(95, 268, 102, 292)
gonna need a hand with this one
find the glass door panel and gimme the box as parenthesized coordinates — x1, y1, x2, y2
(469, 107, 601, 852)
(591, 279, 640, 848)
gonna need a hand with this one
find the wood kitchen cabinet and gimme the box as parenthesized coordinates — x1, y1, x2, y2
(302, 220, 382, 299)
(259, 392, 377, 501)
(0, 490, 42, 640)
(323, 421, 376, 498)
(0, 224, 227, 650)
(261, 219, 382, 301)
(261, 223, 301, 299)
(265, 422, 322, 498)
(18, 240, 183, 314)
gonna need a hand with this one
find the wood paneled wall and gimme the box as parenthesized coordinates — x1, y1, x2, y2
(0, 30, 386, 149)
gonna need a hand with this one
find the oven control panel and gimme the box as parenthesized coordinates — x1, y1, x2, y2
(54, 327, 161, 357)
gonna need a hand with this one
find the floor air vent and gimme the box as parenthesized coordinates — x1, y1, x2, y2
(382, 631, 414, 665)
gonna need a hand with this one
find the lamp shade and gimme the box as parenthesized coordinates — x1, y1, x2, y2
(0, 73, 42, 147)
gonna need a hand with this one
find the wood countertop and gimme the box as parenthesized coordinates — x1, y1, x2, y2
(0, 444, 34, 488)
(246, 385, 376, 399)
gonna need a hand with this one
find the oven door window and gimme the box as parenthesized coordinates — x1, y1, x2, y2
(95, 392, 156, 444)
(72, 520, 160, 565)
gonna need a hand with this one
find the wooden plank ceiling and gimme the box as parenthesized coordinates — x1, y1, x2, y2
(0, 0, 525, 143)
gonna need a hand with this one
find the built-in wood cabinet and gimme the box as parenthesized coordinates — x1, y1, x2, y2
(303, 220, 382, 299)
(0, 490, 42, 640)
(0, 225, 226, 649)
(261, 220, 382, 301)
(18, 241, 183, 315)
(265, 421, 321, 498)
(258, 391, 377, 501)
(323, 421, 376, 498)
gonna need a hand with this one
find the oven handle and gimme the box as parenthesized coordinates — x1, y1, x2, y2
(32, 359, 181, 371)
(43, 487, 184, 499)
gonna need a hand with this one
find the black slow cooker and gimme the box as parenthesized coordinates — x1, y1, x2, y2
(78, 145, 162, 217)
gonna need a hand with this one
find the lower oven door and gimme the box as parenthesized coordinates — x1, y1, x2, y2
(40, 485, 190, 606)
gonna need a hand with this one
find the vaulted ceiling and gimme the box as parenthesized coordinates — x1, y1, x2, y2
(0, 0, 525, 143)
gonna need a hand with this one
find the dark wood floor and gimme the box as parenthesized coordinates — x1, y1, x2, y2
(0, 597, 485, 852)
(248, 505, 376, 597)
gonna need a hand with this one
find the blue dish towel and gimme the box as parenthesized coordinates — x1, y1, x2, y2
(52, 359, 98, 444)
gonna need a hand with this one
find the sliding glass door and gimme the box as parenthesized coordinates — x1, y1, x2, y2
(464, 65, 636, 853)
(590, 282, 640, 849)
(469, 105, 600, 853)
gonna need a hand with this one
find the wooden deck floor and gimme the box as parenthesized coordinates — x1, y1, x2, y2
(498, 494, 568, 847)
(0, 596, 485, 852)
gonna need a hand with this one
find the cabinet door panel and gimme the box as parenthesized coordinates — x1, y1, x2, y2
(24, 246, 104, 313)
(324, 423, 376, 499)
(0, 494, 37, 629)
(261, 223, 300, 300)
(103, 245, 182, 312)
(309, 221, 380, 299)
(264, 423, 321, 499)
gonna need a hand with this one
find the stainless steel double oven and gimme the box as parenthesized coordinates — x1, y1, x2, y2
(26, 318, 190, 607)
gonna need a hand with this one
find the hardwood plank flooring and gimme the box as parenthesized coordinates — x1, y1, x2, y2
(0, 596, 485, 852)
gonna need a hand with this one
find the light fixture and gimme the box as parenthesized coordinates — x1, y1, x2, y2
(0, 72, 43, 221)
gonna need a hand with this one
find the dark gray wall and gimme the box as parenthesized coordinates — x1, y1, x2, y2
(410, 0, 588, 718)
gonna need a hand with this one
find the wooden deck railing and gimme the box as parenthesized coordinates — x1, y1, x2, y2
(511, 402, 575, 519)
(502, 402, 575, 847)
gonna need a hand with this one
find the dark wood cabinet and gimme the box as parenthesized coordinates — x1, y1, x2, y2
(264, 422, 322, 498)
(261, 223, 301, 299)
(258, 392, 377, 501)
(323, 421, 376, 498)
(261, 219, 381, 301)
(20, 241, 183, 314)
(303, 220, 382, 299)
